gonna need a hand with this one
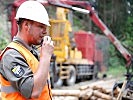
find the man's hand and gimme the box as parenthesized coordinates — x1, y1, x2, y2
(43, 36, 54, 47)
(40, 36, 54, 57)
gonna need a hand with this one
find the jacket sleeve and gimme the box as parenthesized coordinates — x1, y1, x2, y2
(1, 49, 34, 98)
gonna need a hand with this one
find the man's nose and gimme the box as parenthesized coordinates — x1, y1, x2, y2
(42, 31, 47, 35)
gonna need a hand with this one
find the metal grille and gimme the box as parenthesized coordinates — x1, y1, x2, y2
(76, 64, 94, 76)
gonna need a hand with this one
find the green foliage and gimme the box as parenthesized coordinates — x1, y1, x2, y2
(73, 12, 87, 31)
(122, 16, 133, 53)
(108, 44, 126, 67)
(107, 65, 126, 79)
(107, 45, 126, 79)
(73, 16, 84, 31)
(0, 30, 9, 51)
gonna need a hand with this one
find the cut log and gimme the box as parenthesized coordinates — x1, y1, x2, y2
(113, 87, 120, 97)
(93, 90, 112, 100)
(79, 84, 90, 90)
(90, 96, 97, 100)
(80, 88, 93, 99)
(52, 96, 78, 100)
(97, 98, 106, 100)
(93, 85, 103, 91)
(52, 89, 81, 97)
(93, 85, 111, 94)
(64, 96, 79, 100)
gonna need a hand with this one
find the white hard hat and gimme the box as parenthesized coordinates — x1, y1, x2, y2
(15, 1, 50, 26)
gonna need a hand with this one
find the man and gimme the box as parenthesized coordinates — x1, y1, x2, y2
(0, 1, 54, 100)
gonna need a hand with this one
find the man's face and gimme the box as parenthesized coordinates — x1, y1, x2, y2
(28, 21, 47, 45)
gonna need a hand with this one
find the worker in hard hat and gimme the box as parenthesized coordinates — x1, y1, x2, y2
(0, 1, 54, 100)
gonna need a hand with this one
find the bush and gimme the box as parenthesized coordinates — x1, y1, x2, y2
(0, 30, 10, 51)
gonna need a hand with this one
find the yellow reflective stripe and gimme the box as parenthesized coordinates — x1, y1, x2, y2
(1, 85, 17, 93)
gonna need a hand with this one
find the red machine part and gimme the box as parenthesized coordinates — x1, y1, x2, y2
(10, 0, 26, 39)
(74, 31, 95, 64)
(74, 31, 106, 72)
(10, 0, 131, 66)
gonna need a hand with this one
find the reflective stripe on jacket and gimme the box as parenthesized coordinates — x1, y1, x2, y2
(0, 42, 52, 100)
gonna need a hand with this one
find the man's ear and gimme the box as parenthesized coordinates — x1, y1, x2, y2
(23, 21, 31, 31)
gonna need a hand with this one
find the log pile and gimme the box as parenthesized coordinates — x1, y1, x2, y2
(52, 86, 116, 100)
(79, 85, 115, 100)
(52, 79, 119, 100)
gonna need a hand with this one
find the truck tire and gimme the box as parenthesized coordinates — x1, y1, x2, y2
(53, 67, 63, 88)
(65, 65, 76, 86)
(93, 64, 98, 80)
(51, 76, 63, 88)
(54, 78, 63, 88)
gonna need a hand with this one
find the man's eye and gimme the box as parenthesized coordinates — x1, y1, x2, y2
(38, 25, 43, 28)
